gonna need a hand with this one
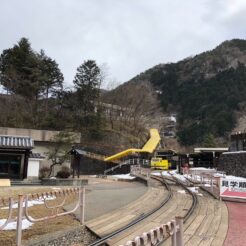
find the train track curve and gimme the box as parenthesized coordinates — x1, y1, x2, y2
(88, 174, 198, 246)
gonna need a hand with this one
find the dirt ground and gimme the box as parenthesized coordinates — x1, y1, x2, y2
(0, 177, 147, 245)
(0, 186, 80, 245)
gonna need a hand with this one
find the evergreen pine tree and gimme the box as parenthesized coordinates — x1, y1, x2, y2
(73, 60, 102, 131)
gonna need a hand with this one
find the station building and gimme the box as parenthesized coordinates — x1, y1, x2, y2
(0, 127, 80, 180)
(0, 135, 33, 179)
(175, 147, 228, 173)
(190, 148, 228, 168)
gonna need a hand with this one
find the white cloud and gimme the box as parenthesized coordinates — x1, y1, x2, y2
(224, 0, 246, 15)
(0, 0, 245, 88)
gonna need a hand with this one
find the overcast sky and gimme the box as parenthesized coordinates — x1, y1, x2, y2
(1, 0, 246, 89)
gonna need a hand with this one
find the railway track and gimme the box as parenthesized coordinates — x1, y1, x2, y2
(162, 174, 228, 246)
(169, 174, 198, 223)
(86, 177, 169, 237)
(88, 174, 197, 246)
(88, 176, 172, 245)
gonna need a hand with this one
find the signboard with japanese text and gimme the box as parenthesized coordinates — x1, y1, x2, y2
(220, 178, 246, 199)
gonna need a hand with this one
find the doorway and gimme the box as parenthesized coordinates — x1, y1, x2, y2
(0, 154, 22, 179)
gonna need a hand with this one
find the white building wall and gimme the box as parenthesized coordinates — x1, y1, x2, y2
(33, 143, 71, 177)
(27, 159, 41, 179)
(33, 144, 51, 167)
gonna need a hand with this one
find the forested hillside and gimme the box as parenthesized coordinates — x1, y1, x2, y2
(150, 39, 246, 145)
(2, 38, 246, 148)
(104, 39, 246, 146)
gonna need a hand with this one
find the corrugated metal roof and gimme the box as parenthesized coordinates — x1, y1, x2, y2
(0, 135, 33, 149)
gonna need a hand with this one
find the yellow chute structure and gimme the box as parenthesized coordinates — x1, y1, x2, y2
(104, 129, 160, 162)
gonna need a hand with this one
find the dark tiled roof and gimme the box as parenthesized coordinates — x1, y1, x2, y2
(0, 135, 33, 149)
(71, 148, 87, 156)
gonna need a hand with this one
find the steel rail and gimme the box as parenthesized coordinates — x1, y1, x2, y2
(153, 173, 198, 246)
(88, 174, 172, 246)
(169, 175, 198, 223)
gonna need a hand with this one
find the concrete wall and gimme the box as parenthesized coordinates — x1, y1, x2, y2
(0, 127, 81, 143)
(33, 143, 51, 167)
(218, 151, 246, 177)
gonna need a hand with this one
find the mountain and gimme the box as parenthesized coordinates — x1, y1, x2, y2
(103, 39, 246, 146)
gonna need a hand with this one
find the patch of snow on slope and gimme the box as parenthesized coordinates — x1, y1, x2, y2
(187, 187, 199, 193)
(112, 174, 136, 180)
(1, 196, 55, 210)
(0, 219, 33, 230)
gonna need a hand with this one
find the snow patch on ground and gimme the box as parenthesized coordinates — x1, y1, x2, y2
(1, 196, 56, 210)
(153, 167, 246, 188)
(214, 173, 225, 177)
(112, 174, 136, 180)
(152, 170, 187, 182)
(177, 190, 186, 194)
(151, 171, 162, 176)
(189, 167, 246, 180)
(225, 175, 246, 181)
(0, 219, 33, 230)
(172, 172, 187, 182)
(184, 174, 202, 181)
(169, 170, 178, 175)
(161, 171, 172, 177)
(189, 167, 216, 171)
(187, 187, 199, 193)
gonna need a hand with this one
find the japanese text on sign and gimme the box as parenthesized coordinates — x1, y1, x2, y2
(221, 179, 246, 191)
(220, 178, 246, 199)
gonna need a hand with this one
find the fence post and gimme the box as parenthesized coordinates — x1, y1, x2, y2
(171, 220, 177, 246)
(211, 176, 214, 192)
(16, 194, 24, 246)
(79, 187, 85, 225)
(175, 216, 184, 246)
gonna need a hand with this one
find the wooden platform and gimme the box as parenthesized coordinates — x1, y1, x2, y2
(108, 186, 191, 246)
(86, 179, 167, 237)
(164, 191, 228, 246)
(86, 181, 192, 245)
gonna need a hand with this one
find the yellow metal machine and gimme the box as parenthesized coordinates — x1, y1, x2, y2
(150, 149, 176, 170)
(150, 158, 169, 170)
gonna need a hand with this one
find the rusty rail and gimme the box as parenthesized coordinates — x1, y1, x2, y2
(0, 187, 85, 246)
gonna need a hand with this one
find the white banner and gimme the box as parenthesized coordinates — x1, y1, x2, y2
(220, 178, 246, 199)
